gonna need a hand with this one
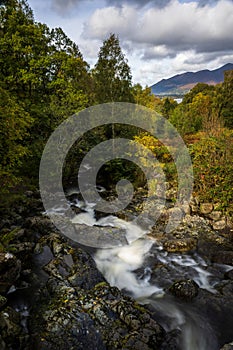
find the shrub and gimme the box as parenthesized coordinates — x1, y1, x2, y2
(190, 129, 233, 216)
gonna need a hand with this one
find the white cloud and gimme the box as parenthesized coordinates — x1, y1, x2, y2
(82, 5, 137, 40)
(81, 0, 233, 84)
(51, 0, 173, 12)
(142, 45, 175, 59)
(29, 0, 233, 85)
(83, 0, 233, 54)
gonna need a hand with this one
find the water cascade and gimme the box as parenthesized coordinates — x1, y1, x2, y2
(67, 196, 231, 350)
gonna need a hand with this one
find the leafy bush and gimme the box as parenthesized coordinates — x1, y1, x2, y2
(190, 129, 233, 215)
(132, 133, 177, 184)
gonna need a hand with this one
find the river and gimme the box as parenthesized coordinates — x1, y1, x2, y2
(67, 195, 233, 350)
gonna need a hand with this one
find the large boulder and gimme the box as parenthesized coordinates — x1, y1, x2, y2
(0, 252, 21, 294)
(168, 279, 199, 300)
(29, 236, 166, 350)
(163, 238, 196, 253)
(220, 342, 233, 350)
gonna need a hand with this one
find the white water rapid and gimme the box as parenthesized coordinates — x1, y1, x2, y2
(48, 192, 232, 350)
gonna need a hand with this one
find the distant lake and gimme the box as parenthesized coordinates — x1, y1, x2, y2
(174, 98, 183, 104)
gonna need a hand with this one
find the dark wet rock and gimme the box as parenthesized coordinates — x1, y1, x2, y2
(0, 252, 21, 294)
(30, 284, 106, 350)
(0, 306, 27, 349)
(94, 209, 111, 221)
(147, 228, 165, 242)
(0, 295, 7, 308)
(7, 198, 165, 348)
(25, 190, 41, 199)
(30, 280, 165, 350)
(27, 232, 166, 350)
(73, 223, 128, 248)
(225, 269, 233, 280)
(168, 279, 199, 300)
(218, 280, 233, 299)
(24, 216, 55, 235)
(193, 286, 233, 346)
(1, 189, 233, 349)
(33, 244, 54, 267)
(24, 198, 44, 217)
(12, 242, 35, 259)
(70, 204, 86, 215)
(0, 335, 6, 350)
(220, 342, 233, 350)
(68, 251, 104, 290)
(211, 251, 233, 265)
(149, 213, 222, 252)
(160, 329, 181, 350)
(66, 191, 83, 203)
(0, 194, 43, 231)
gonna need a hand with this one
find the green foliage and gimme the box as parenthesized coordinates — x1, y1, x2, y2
(161, 97, 177, 119)
(97, 159, 141, 190)
(1, 0, 233, 223)
(170, 82, 224, 136)
(132, 84, 163, 111)
(0, 0, 91, 189)
(169, 77, 233, 216)
(218, 70, 233, 128)
(190, 130, 233, 215)
(132, 133, 177, 185)
(0, 87, 33, 188)
(93, 33, 133, 103)
(182, 83, 215, 105)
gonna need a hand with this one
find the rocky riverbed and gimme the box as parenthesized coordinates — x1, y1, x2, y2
(0, 189, 233, 349)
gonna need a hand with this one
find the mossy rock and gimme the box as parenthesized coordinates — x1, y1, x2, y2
(163, 238, 196, 253)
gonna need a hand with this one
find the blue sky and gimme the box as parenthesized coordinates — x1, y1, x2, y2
(27, 0, 233, 86)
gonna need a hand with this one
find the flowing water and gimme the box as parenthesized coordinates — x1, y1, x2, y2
(66, 194, 233, 350)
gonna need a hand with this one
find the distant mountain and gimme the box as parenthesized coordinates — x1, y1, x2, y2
(150, 63, 233, 96)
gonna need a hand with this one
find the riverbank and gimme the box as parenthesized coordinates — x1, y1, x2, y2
(0, 189, 233, 349)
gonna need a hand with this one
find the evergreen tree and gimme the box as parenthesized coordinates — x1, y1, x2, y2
(93, 33, 133, 103)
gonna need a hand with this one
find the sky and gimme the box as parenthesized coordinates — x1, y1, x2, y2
(27, 0, 233, 86)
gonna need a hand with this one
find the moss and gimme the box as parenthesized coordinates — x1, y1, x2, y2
(94, 281, 108, 289)
(0, 243, 5, 253)
(0, 193, 26, 209)
(7, 245, 18, 254)
(132, 302, 147, 314)
(0, 228, 19, 246)
(0, 294, 7, 308)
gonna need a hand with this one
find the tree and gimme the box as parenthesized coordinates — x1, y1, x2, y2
(161, 97, 177, 119)
(170, 82, 223, 136)
(190, 130, 233, 215)
(182, 83, 215, 105)
(132, 84, 163, 111)
(0, 0, 49, 99)
(218, 70, 233, 128)
(169, 104, 193, 136)
(0, 87, 33, 188)
(93, 33, 133, 103)
(0, 0, 91, 187)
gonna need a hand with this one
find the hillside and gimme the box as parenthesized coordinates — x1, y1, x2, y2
(150, 63, 233, 96)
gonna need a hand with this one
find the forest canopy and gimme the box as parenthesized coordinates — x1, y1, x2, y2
(0, 0, 233, 215)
